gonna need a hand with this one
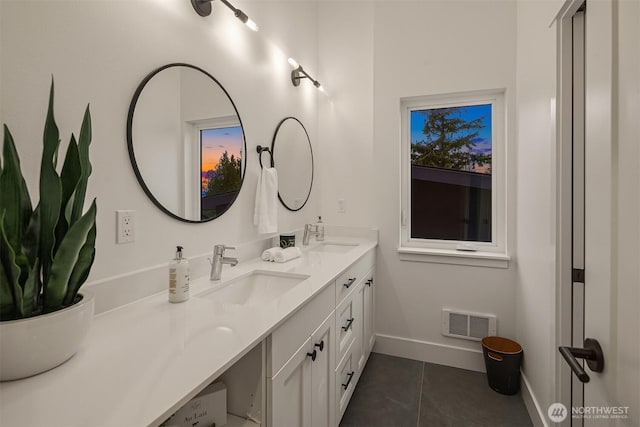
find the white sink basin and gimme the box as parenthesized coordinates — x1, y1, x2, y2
(196, 270, 309, 306)
(309, 242, 358, 254)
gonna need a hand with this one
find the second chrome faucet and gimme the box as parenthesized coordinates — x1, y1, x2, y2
(210, 245, 238, 281)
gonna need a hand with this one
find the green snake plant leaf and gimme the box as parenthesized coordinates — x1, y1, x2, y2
(39, 80, 62, 290)
(21, 258, 40, 315)
(22, 204, 40, 268)
(70, 106, 91, 225)
(56, 134, 80, 251)
(0, 125, 33, 259)
(0, 212, 24, 318)
(44, 199, 96, 311)
(0, 259, 16, 320)
(63, 221, 96, 305)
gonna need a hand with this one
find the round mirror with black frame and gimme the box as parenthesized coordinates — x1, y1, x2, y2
(127, 63, 246, 223)
(271, 117, 313, 211)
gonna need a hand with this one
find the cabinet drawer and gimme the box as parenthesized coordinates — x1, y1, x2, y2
(335, 342, 357, 423)
(335, 249, 375, 305)
(335, 294, 356, 364)
(268, 283, 334, 377)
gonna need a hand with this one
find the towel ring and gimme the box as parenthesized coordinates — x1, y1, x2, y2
(256, 145, 274, 169)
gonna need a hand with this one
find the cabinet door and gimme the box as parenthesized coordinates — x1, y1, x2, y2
(336, 296, 355, 363)
(310, 312, 336, 427)
(335, 343, 356, 424)
(353, 282, 365, 373)
(363, 270, 375, 356)
(270, 337, 312, 427)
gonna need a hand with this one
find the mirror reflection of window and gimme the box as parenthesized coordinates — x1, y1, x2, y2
(199, 125, 243, 220)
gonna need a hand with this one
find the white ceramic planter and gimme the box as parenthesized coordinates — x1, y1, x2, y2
(0, 291, 94, 381)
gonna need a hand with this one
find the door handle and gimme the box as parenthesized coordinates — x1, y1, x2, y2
(342, 371, 355, 390)
(306, 349, 317, 362)
(558, 338, 604, 383)
(343, 278, 356, 288)
(342, 318, 354, 331)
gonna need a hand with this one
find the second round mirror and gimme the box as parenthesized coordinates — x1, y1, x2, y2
(271, 117, 313, 211)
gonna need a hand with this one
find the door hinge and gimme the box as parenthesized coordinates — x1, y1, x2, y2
(572, 268, 585, 283)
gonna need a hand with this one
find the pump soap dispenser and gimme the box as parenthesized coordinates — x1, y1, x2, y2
(169, 246, 190, 303)
(315, 216, 325, 241)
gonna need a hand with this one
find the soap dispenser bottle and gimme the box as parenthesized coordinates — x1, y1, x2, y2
(169, 246, 190, 303)
(316, 216, 325, 241)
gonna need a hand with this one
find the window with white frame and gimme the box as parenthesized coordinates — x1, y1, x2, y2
(400, 90, 506, 259)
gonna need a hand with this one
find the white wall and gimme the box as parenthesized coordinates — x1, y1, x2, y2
(613, 0, 639, 420)
(0, 0, 320, 307)
(318, 0, 519, 370)
(317, 1, 375, 227)
(514, 0, 560, 420)
(373, 0, 518, 368)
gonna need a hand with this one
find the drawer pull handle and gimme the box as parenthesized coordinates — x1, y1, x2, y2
(366, 278, 373, 287)
(342, 371, 355, 390)
(342, 318, 354, 331)
(343, 278, 357, 288)
(306, 350, 317, 362)
(315, 341, 324, 352)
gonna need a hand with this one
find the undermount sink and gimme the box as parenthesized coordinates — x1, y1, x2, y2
(309, 242, 358, 254)
(196, 270, 309, 306)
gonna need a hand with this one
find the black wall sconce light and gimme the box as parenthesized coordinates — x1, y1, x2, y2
(288, 58, 324, 91)
(191, 0, 259, 31)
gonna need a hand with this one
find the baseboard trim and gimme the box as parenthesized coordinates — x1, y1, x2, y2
(521, 372, 548, 427)
(373, 333, 486, 372)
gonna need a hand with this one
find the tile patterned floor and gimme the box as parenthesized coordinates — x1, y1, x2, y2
(340, 353, 533, 427)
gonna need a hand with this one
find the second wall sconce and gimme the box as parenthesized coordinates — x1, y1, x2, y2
(191, 0, 259, 31)
(288, 58, 323, 91)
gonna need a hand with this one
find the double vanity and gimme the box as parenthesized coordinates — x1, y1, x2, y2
(0, 235, 377, 427)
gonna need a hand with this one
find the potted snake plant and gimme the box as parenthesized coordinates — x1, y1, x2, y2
(0, 80, 97, 381)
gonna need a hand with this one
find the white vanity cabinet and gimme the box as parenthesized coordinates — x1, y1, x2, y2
(268, 312, 336, 427)
(333, 250, 375, 425)
(267, 284, 336, 427)
(268, 248, 376, 427)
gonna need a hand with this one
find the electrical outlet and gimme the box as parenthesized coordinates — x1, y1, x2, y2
(116, 210, 135, 244)
(337, 198, 346, 213)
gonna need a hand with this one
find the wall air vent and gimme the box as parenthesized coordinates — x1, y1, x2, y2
(441, 309, 497, 341)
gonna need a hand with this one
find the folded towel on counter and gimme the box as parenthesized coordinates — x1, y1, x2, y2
(261, 246, 280, 261)
(274, 246, 302, 263)
(261, 246, 302, 263)
(253, 167, 278, 234)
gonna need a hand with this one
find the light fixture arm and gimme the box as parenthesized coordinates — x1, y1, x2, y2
(291, 66, 322, 89)
(219, 0, 237, 12)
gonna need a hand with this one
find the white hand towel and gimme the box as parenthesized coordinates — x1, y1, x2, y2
(273, 247, 302, 263)
(254, 167, 278, 234)
(261, 246, 281, 261)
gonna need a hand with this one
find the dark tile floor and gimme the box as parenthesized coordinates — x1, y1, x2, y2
(340, 353, 532, 427)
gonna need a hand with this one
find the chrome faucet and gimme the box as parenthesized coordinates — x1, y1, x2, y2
(302, 223, 324, 245)
(209, 245, 238, 281)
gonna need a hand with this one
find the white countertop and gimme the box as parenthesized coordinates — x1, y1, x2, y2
(0, 237, 377, 427)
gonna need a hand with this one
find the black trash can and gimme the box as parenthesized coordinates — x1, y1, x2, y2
(481, 336, 523, 395)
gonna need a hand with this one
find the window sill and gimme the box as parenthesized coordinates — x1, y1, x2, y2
(397, 246, 511, 269)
